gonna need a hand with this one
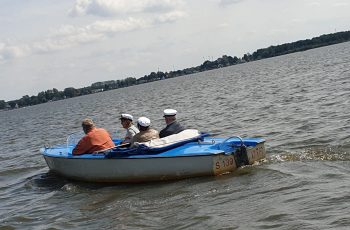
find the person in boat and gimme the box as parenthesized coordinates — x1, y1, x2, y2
(72, 118, 115, 155)
(120, 113, 139, 144)
(159, 109, 185, 138)
(131, 117, 159, 145)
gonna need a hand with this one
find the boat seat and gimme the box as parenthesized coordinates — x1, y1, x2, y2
(104, 129, 209, 158)
(135, 129, 209, 153)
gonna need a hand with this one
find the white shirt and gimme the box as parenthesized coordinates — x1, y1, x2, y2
(123, 124, 139, 143)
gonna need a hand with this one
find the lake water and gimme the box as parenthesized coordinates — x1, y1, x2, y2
(1, 42, 350, 229)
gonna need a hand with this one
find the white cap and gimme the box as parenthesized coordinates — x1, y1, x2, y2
(120, 113, 133, 121)
(137, 117, 151, 127)
(163, 109, 177, 116)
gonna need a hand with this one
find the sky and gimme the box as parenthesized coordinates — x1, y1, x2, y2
(0, 0, 349, 101)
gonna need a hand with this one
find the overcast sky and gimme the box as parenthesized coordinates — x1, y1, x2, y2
(1, 0, 349, 101)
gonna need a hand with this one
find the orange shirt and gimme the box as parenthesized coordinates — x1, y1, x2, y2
(72, 128, 115, 155)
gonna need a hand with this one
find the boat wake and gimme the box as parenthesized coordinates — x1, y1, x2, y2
(266, 145, 350, 163)
(26, 171, 69, 191)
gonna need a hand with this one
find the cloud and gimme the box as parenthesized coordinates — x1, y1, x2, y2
(333, 2, 349, 7)
(153, 11, 187, 24)
(0, 11, 187, 62)
(0, 0, 187, 63)
(217, 23, 230, 28)
(0, 17, 149, 62)
(307, 2, 321, 7)
(0, 43, 30, 62)
(219, 0, 244, 7)
(69, 0, 184, 17)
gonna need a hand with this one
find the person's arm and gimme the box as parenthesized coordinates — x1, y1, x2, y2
(121, 129, 132, 144)
(72, 136, 90, 155)
(153, 129, 160, 139)
(159, 127, 166, 138)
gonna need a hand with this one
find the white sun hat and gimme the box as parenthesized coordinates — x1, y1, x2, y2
(137, 117, 151, 127)
(163, 109, 177, 116)
(120, 113, 133, 121)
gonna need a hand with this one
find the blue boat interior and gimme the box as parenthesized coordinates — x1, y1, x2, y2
(41, 134, 265, 159)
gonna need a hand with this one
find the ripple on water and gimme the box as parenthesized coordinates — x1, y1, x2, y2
(1, 42, 350, 229)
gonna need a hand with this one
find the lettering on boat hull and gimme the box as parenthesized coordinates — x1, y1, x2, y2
(247, 143, 266, 164)
(213, 154, 237, 175)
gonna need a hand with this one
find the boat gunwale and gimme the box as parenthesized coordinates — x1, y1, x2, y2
(41, 137, 265, 159)
(42, 150, 229, 159)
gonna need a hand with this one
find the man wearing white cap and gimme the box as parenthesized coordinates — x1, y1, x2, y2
(159, 109, 185, 138)
(120, 114, 139, 144)
(131, 117, 159, 145)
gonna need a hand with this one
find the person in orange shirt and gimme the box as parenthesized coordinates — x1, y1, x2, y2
(72, 118, 115, 155)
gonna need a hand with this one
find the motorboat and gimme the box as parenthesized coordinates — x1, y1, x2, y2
(40, 129, 266, 183)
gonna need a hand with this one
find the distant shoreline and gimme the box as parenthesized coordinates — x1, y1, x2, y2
(1, 30, 349, 111)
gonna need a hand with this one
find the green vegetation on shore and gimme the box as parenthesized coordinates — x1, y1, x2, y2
(1, 30, 350, 110)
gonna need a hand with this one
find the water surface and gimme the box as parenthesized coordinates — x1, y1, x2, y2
(1, 42, 350, 229)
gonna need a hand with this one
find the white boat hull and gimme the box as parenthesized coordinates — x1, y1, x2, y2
(43, 142, 265, 183)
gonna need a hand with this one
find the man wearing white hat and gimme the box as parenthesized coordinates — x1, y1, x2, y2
(131, 117, 159, 145)
(159, 109, 185, 138)
(120, 114, 139, 144)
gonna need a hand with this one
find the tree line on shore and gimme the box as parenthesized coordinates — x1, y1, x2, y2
(1, 30, 350, 110)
